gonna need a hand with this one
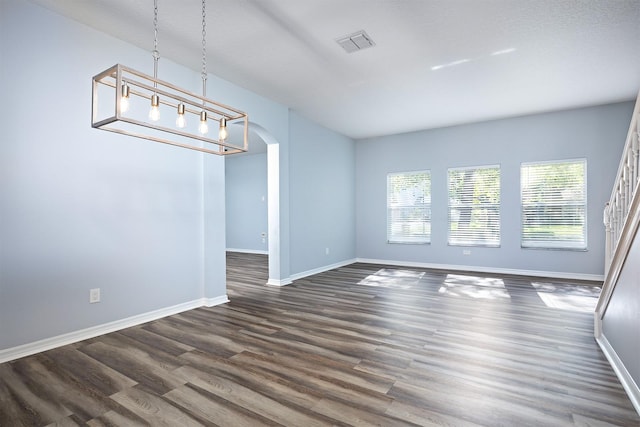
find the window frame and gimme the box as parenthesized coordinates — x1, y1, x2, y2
(386, 170, 431, 245)
(447, 164, 501, 248)
(520, 158, 588, 251)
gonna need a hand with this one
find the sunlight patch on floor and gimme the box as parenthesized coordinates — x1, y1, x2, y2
(358, 268, 425, 289)
(439, 274, 510, 300)
(532, 282, 600, 312)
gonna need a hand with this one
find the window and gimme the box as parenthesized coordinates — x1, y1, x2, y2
(521, 159, 587, 250)
(387, 171, 431, 244)
(448, 165, 500, 247)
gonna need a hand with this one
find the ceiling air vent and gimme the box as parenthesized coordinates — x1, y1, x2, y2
(336, 30, 375, 53)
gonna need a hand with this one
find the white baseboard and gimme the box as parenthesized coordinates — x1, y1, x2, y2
(356, 258, 604, 282)
(266, 277, 293, 287)
(290, 258, 357, 282)
(597, 334, 640, 415)
(0, 296, 229, 364)
(226, 248, 268, 255)
(265, 258, 358, 286)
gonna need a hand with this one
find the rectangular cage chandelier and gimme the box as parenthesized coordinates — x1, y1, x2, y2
(91, 0, 248, 156)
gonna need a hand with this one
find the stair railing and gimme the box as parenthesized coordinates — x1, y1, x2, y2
(603, 96, 640, 272)
(596, 92, 640, 336)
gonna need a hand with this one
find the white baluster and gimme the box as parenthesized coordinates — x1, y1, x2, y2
(632, 129, 639, 193)
(611, 195, 617, 247)
(617, 189, 624, 245)
(623, 159, 630, 218)
(604, 202, 612, 273)
(609, 198, 614, 245)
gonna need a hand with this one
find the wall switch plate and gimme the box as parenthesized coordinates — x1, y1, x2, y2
(325, 247, 330, 255)
(89, 288, 101, 303)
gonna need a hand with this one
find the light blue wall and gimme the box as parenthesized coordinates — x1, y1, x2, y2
(289, 112, 356, 275)
(0, 0, 289, 351)
(0, 0, 202, 349)
(602, 225, 640, 388)
(225, 153, 268, 252)
(203, 154, 227, 301)
(356, 102, 634, 277)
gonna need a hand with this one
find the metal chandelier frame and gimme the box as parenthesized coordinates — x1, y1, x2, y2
(91, 0, 248, 156)
(92, 64, 248, 155)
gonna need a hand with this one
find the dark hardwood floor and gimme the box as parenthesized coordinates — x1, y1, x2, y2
(1, 252, 638, 426)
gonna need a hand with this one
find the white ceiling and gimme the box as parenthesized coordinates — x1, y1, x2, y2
(30, 0, 640, 140)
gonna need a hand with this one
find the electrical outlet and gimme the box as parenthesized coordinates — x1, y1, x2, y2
(89, 288, 101, 303)
(463, 249, 471, 255)
(325, 247, 330, 255)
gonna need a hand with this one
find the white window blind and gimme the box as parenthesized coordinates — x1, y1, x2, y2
(448, 165, 500, 247)
(387, 171, 431, 244)
(521, 159, 587, 249)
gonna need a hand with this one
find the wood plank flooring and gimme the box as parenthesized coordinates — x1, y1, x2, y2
(1, 252, 638, 426)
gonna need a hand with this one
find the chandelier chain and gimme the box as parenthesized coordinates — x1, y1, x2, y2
(201, 0, 207, 99)
(153, 0, 159, 56)
(201, 0, 207, 82)
(152, 0, 159, 84)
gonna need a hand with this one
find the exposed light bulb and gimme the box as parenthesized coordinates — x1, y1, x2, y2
(149, 94, 160, 121)
(149, 105, 160, 121)
(218, 117, 228, 141)
(120, 97, 130, 113)
(176, 103, 186, 128)
(176, 113, 186, 128)
(120, 82, 130, 113)
(198, 110, 208, 134)
(199, 121, 208, 134)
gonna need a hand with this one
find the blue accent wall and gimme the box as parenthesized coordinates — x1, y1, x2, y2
(225, 153, 269, 253)
(289, 112, 356, 274)
(355, 102, 634, 277)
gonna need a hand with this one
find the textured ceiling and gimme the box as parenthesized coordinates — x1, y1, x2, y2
(29, 0, 640, 139)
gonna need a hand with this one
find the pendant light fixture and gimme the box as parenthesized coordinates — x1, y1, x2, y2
(91, 0, 248, 155)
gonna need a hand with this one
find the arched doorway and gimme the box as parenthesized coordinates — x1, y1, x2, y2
(228, 121, 289, 286)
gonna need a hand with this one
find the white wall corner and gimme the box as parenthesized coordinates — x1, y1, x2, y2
(267, 277, 293, 287)
(204, 295, 230, 307)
